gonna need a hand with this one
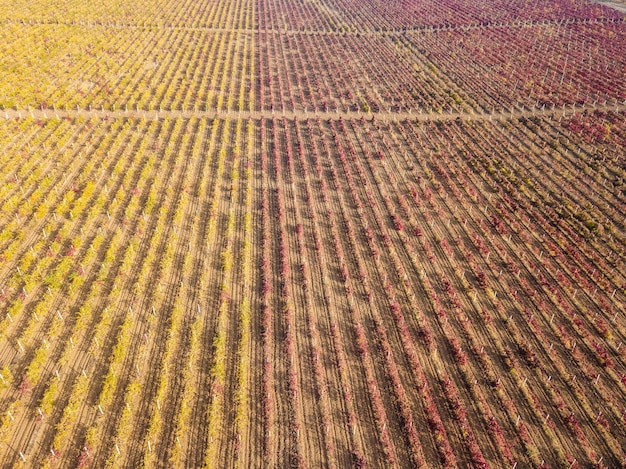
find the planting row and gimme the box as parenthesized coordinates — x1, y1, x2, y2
(2, 0, 620, 31)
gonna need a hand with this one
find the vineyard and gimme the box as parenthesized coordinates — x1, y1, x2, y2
(1, 0, 625, 467)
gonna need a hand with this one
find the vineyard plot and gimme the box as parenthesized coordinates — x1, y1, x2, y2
(256, 30, 475, 114)
(1, 113, 625, 467)
(2, 0, 626, 465)
(399, 21, 626, 112)
(257, 0, 622, 31)
(0, 25, 254, 112)
(0, 0, 255, 28)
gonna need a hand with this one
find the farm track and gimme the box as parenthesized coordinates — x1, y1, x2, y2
(4, 101, 626, 125)
(1, 15, 623, 33)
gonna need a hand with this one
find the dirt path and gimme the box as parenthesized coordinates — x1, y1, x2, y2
(5, 101, 625, 125)
(1, 15, 622, 33)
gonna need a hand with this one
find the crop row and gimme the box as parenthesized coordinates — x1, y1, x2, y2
(0, 117, 244, 466)
(392, 116, 626, 463)
(0, 115, 167, 466)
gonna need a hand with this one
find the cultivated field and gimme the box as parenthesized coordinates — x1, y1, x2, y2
(0, 0, 625, 467)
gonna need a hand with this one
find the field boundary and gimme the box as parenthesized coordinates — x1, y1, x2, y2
(0, 16, 623, 35)
(4, 101, 625, 123)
